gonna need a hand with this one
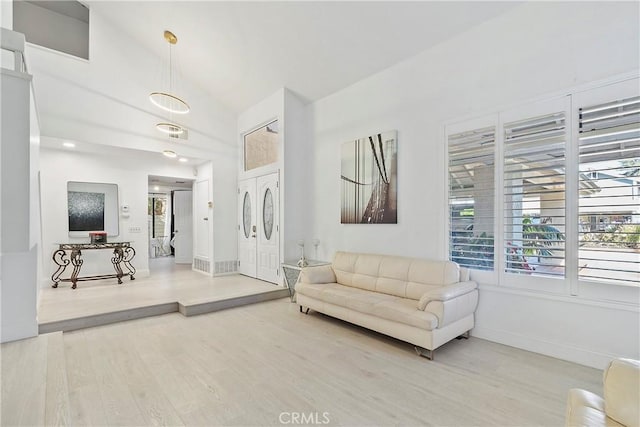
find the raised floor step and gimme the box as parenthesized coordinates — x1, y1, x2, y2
(39, 302, 178, 334)
(39, 290, 291, 333)
(180, 288, 290, 316)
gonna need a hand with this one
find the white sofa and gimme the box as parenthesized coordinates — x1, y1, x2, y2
(296, 251, 478, 359)
(566, 358, 640, 427)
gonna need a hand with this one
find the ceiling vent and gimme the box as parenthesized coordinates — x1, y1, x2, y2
(169, 128, 188, 140)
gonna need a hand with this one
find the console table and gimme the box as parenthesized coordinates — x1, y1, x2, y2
(281, 259, 330, 302)
(51, 242, 136, 289)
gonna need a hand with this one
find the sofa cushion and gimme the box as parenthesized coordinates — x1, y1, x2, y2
(371, 298, 439, 331)
(296, 281, 439, 331)
(299, 264, 336, 284)
(332, 252, 359, 287)
(405, 260, 460, 300)
(332, 252, 461, 300)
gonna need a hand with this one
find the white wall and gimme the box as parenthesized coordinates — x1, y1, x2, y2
(283, 90, 312, 261)
(306, 2, 640, 368)
(211, 158, 238, 265)
(39, 147, 195, 284)
(1, 0, 13, 29)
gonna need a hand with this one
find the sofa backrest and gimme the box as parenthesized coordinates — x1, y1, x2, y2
(332, 251, 461, 300)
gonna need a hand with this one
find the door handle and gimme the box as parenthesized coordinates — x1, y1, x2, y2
(251, 234, 256, 238)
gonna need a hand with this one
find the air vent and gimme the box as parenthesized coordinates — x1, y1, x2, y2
(169, 128, 188, 140)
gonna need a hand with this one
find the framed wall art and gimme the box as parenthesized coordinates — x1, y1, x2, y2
(341, 130, 397, 224)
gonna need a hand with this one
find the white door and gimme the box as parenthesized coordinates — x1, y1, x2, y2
(173, 190, 193, 264)
(256, 173, 280, 283)
(238, 173, 280, 283)
(238, 179, 257, 277)
(194, 180, 210, 261)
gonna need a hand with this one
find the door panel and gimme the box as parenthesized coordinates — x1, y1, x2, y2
(194, 180, 209, 259)
(256, 173, 279, 283)
(173, 190, 193, 264)
(238, 179, 257, 277)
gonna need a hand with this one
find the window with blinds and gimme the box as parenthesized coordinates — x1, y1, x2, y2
(578, 96, 640, 286)
(448, 126, 495, 270)
(503, 113, 566, 277)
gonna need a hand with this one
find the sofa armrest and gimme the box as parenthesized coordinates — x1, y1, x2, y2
(565, 389, 607, 427)
(418, 281, 477, 310)
(299, 264, 336, 284)
(603, 358, 640, 427)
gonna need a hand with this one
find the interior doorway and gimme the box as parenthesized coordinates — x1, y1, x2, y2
(148, 175, 194, 271)
(238, 172, 280, 284)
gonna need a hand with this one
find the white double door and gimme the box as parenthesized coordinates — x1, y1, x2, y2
(238, 173, 280, 284)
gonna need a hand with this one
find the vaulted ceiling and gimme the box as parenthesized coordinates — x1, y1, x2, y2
(87, 1, 520, 113)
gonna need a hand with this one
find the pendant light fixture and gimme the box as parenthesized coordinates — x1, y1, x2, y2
(150, 30, 189, 135)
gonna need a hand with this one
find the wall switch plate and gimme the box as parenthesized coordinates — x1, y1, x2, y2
(129, 226, 142, 233)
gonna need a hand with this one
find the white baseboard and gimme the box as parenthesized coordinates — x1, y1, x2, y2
(472, 325, 617, 370)
(212, 271, 238, 277)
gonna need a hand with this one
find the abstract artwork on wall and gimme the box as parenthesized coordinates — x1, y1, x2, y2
(341, 130, 397, 224)
(68, 191, 105, 231)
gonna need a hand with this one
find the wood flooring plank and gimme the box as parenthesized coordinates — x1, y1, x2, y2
(88, 324, 186, 427)
(0, 334, 48, 426)
(63, 331, 110, 426)
(44, 332, 72, 426)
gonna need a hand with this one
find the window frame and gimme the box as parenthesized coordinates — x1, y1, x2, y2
(571, 78, 640, 303)
(445, 115, 499, 287)
(444, 75, 639, 304)
(498, 96, 571, 295)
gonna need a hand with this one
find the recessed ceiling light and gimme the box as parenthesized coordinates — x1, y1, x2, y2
(63, 141, 75, 148)
(179, 157, 188, 163)
(163, 150, 177, 158)
(154, 186, 160, 191)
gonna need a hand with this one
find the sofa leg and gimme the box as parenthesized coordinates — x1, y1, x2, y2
(414, 346, 434, 360)
(299, 305, 309, 315)
(456, 330, 470, 340)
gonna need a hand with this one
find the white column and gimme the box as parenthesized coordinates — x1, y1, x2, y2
(1, 30, 38, 343)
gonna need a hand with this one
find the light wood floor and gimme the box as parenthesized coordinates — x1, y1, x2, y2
(3, 297, 602, 426)
(38, 257, 285, 325)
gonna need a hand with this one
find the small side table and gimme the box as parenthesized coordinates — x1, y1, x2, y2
(281, 259, 330, 302)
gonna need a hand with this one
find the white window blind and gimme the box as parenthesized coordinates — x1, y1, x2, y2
(503, 113, 566, 277)
(578, 96, 640, 286)
(448, 126, 495, 270)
